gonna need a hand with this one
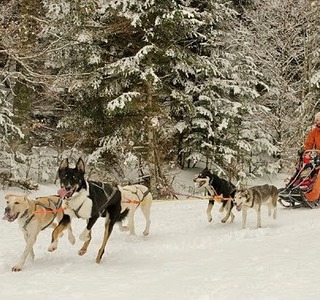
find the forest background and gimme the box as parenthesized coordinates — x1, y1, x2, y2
(0, 0, 319, 196)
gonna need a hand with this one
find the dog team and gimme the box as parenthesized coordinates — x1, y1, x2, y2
(2, 158, 278, 271)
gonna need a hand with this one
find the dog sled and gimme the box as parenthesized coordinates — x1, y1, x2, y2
(278, 150, 320, 208)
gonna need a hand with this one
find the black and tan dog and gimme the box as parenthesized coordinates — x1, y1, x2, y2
(48, 157, 129, 264)
(194, 168, 236, 223)
(3, 194, 75, 271)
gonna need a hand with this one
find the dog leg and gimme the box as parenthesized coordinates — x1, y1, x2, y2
(207, 200, 214, 222)
(268, 200, 272, 217)
(242, 209, 247, 229)
(272, 197, 278, 220)
(230, 211, 235, 223)
(24, 232, 35, 262)
(257, 207, 262, 228)
(221, 201, 231, 223)
(78, 231, 92, 256)
(118, 221, 129, 232)
(127, 207, 136, 235)
(79, 217, 97, 241)
(78, 216, 98, 256)
(221, 213, 230, 223)
(48, 214, 71, 252)
(273, 205, 277, 220)
(117, 207, 131, 233)
(141, 204, 151, 236)
(79, 228, 91, 242)
(96, 216, 114, 264)
(118, 206, 129, 232)
(13, 232, 38, 272)
(67, 225, 76, 245)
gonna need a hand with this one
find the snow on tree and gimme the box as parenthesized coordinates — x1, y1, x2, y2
(238, 0, 320, 172)
(1, 0, 320, 187)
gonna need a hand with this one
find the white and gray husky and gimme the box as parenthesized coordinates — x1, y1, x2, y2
(234, 184, 278, 229)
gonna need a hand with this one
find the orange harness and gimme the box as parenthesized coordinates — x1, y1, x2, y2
(34, 207, 65, 214)
(122, 198, 141, 204)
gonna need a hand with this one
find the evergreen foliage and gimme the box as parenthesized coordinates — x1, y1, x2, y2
(0, 0, 319, 186)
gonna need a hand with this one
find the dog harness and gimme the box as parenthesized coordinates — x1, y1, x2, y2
(207, 178, 221, 199)
(65, 182, 117, 218)
(208, 178, 234, 202)
(121, 186, 151, 205)
(22, 198, 62, 231)
(68, 202, 82, 219)
(91, 182, 118, 212)
(64, 197, 84, 219)
(21, 209, 34, 231)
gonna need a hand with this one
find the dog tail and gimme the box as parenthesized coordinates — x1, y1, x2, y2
(118, 208, 129, 222)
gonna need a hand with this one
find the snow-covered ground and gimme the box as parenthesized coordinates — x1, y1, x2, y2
(1, 169, 320, 300)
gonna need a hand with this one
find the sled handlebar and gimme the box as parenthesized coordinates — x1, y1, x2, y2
(304, 149, 320, 153)
(303, 150, 320, 157)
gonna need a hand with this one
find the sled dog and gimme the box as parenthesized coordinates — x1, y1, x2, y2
(49, 157, 129, 263)
(194, 168, 235, 223)
(118, 184, 152, 236)
(234, 184, 278, 229)
(3, 194, 75, 271)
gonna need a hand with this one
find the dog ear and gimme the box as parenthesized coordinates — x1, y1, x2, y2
(59, 158, 69, 171)
(5, 194, 13, 200)
(76, 157, 85, 173)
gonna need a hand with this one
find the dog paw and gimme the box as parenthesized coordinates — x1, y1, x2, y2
(48, 245, 57, 252)
(221, 219, 227, 223)
(96, 257, 102, 264)
(12, 265, 22, 272)
(78, 249, 87, 256)
(143, 231, 149, 236)
(120, 226, 129, 232)
(69, 235, 76, 245)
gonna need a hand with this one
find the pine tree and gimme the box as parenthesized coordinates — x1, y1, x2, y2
(173, 0, 278, 179)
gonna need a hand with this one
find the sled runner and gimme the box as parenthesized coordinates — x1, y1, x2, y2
(279, 150, 320, 208)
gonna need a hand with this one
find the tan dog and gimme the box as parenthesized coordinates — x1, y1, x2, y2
(3, 194, 75, 271)
(118, 184, 152, 236)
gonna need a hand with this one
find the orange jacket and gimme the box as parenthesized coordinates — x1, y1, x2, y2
(304, 127, 320, 150)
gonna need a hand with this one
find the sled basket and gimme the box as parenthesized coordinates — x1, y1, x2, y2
(278, 150, 320, 209)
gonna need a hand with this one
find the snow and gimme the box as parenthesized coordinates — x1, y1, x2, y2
(1, 170, 320, 300)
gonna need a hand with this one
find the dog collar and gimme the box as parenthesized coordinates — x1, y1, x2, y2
(23, 214, 35, 231)
(20, 209, 29, 219)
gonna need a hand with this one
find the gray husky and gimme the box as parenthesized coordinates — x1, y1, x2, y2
(234, 184, 278, 229)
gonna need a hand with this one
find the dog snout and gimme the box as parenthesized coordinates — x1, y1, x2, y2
(4, 206, 10, 214)
(65, 185, 72, 191)
(193, 176, 201, 182)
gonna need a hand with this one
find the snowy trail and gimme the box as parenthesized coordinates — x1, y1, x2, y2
(1, 182, 320, 300)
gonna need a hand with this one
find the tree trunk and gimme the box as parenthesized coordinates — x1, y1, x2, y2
(145, 81, 158, 193)
(12, 80, 33, 153)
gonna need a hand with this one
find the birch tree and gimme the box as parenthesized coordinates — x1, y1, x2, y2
(240, 0, 320, 170)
